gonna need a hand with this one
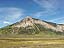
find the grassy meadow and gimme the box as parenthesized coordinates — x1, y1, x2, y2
(0, 24, 64, 48)
(0, 34, 64, 48)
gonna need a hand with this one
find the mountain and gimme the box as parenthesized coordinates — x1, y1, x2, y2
(0, 16, 64, 35)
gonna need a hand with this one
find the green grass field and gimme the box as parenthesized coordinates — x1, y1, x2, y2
(0, 38, 64, 48)
(1, 34, 64, 48)
(1, 22, 64, 48)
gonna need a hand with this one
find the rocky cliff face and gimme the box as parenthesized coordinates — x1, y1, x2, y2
(0, 16, 64, 35)
(56, 25, 64, 32)
(12, 16, 64, 32)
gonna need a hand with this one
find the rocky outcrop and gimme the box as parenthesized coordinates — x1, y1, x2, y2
(56, 25, 64, 32)
(13, 16, 64, 32)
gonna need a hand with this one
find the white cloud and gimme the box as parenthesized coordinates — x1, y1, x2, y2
(33, 0, 59, 17)
(48, 16, 64, 24)
(0, 7, 24, 21)
(3, 21, 11, 24)
(49, 17, 64, 22)
(34, 0, 58, 10)
(32, 11, 57, 17)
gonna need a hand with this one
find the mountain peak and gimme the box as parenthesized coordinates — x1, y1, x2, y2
(24, 16, 33, 22)
(0, 17, 64, 35)
(25, 16, 32, 19)
(12, 17, 64, 32)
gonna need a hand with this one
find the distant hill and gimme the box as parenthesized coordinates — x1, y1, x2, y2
(0, 16, 64, 35)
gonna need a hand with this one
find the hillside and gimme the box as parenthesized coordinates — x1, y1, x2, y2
(0, 16, 64, 35)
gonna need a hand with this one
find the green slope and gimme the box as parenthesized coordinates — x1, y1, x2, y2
(0, 23, 63, 36)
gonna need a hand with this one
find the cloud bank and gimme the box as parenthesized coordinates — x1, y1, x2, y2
(0, 7, 24, 24)
(3, 21, 11, 24)
(33, 0, 64, 24)
(49, 16, 64, 24)
(33, 0, 59, 17)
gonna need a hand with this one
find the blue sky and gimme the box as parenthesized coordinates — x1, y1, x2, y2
(0, 0, 64, 28)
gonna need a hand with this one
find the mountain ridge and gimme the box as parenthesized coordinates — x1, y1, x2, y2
(12, 16, 64, 32)
(0, 16, 64, 35)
